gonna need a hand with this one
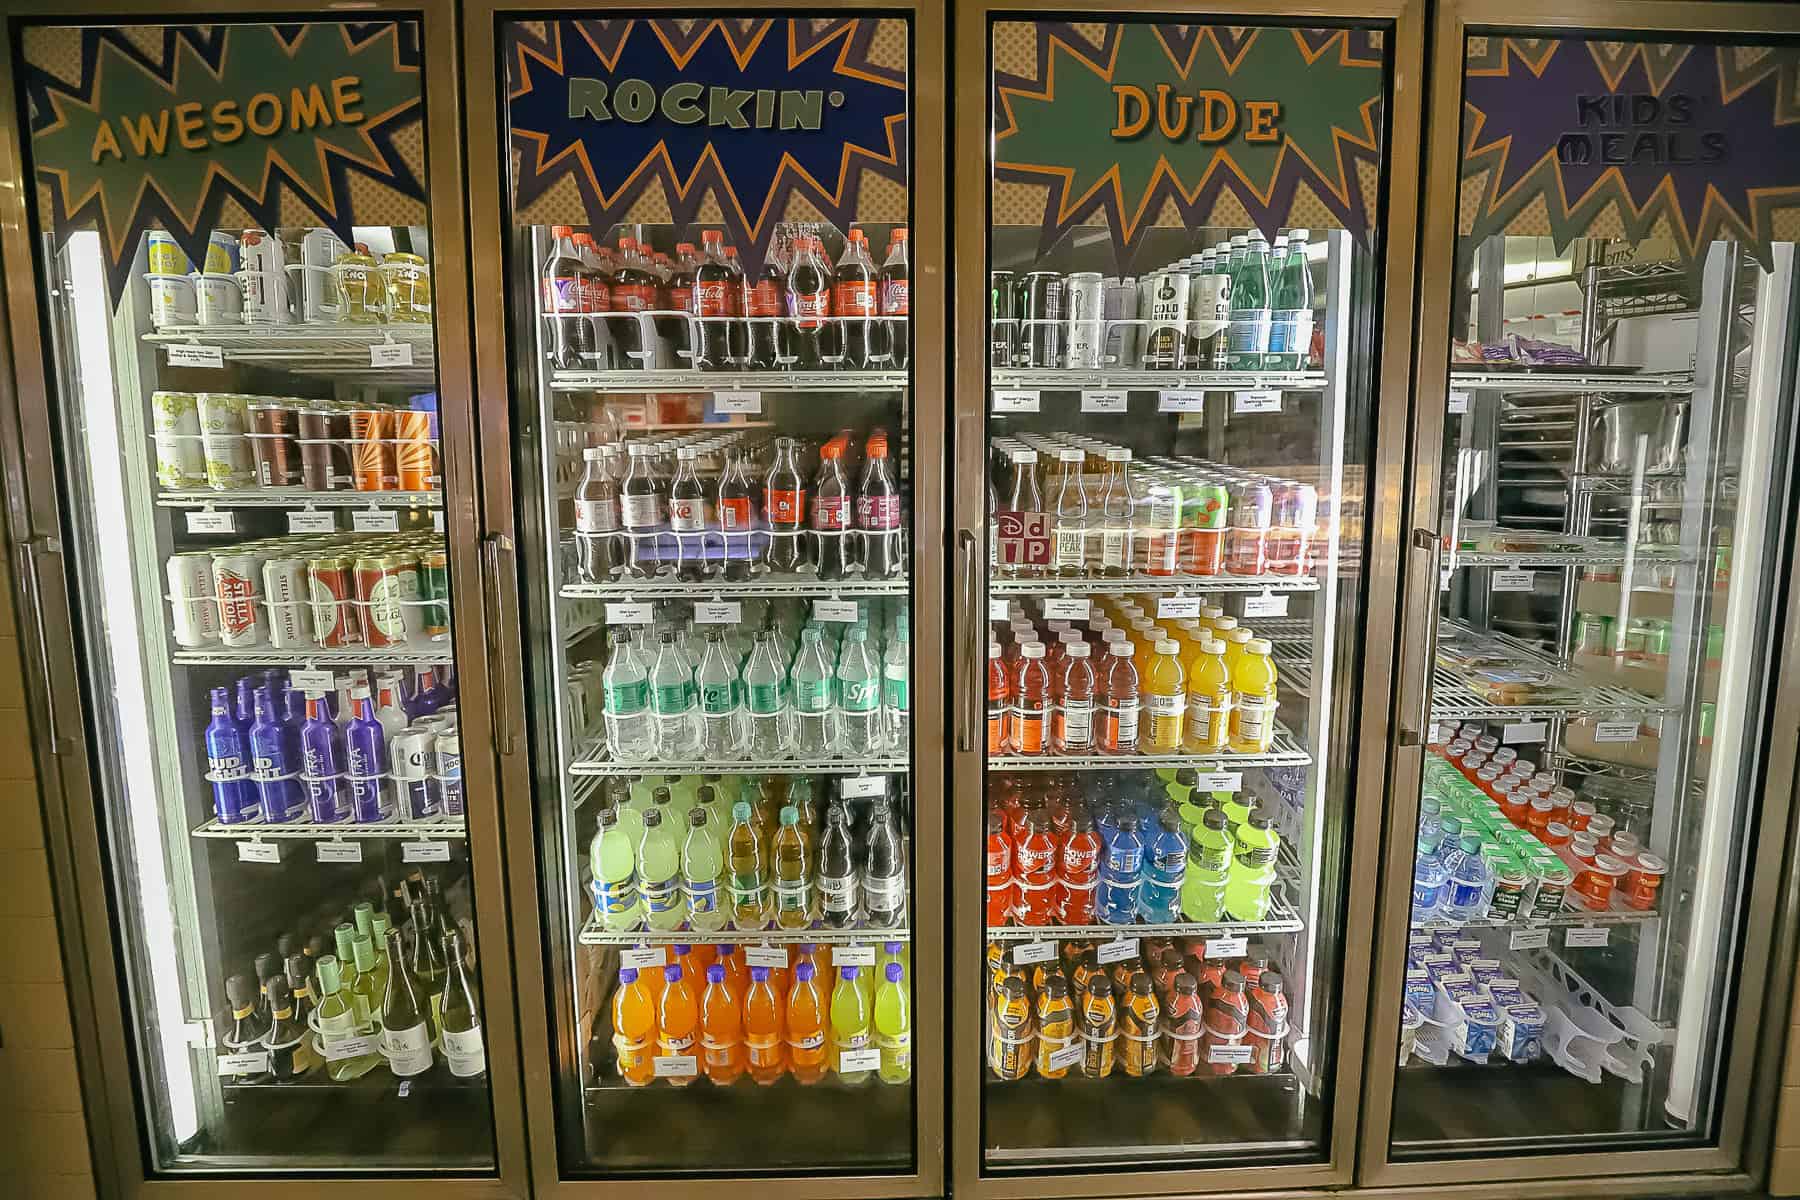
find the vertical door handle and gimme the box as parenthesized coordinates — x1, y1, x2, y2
(16, 536, 70, 755)
(1398, 527, 1443, 746)
(482, 533, 519, 757)
(957, 529, 978, 752)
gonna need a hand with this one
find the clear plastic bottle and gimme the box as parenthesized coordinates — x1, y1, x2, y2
(682, 807, 726, 933)
(835, 627, 883, 755)
(1439, 832, 1492, 922)
(882, 614, 909, 752)
(573, 446, 621, 582)
(863, 795, 907, 928)
(818, 802, 859, 928)
(791, 626, 836, 756)
(602, 629, 654, 760)
(1411, 834, 1450, 923)
(696, 628, 744, 758)
(744, 629, 791, 758)
(649, 630, 701, 759)
(639, 807, 683, 931)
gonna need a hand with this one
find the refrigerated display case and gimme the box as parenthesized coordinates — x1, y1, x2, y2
(1367, 4, 1800, 1189)
(0, 9, 523, 1190)
(952, 7, 1423, 1195)
(465, 6, 943, 1192)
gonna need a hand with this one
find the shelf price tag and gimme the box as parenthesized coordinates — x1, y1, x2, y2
(1157, 390, 1206, 413)
(1013, 941, 1057, 965)
(1565, 926, 1610, 949)
(989, 599, 1010, 621)
(1491, 569, 1536, 592)
(1047, 1041, 1085, 1072)
(216, 1050, 272, 1076)
(1594, 721, 1641, 744)
(693, 601, 743, 625)
(167, 343, 224, 369)
(1156, 596, 1202, 620)
(1508, 927, 1550, 951)
(322, 1035, 378, 1061)
(186, 510, 235, 535)
(992, 390, 1041, 413)
(1081, 389, 1128, 414)
(317, 842, 363, 864)
(1207, 1043, 1255, 1065)
(620, 946, 667, 971)
(839, 1048, 883, 1073)
(1196, 771, 1243, 793)
(840, 775, 886, 799)
(1203, 935, 1248, 959)
(1096, 938, 1140, 965)
(370, 341, 415, 368)
(401, 841, 451, 863)
(1041, 597, 1090, 621)
(1448, 389, 1471, 415)
(652, 1055, 698, 1078)
(237, 841, 281, 864)
(287, 510, 336, 534)
(433, 511, 445, 534)
(745, 945, 789, 969)
(815, 599, 860, 623)
(712, 390, 762, 414)
(290, 669, 335, 694)
(353, 509, 399, 534)
(833, 944, 876, 967)
(1233, 389, 1282, 414)
(1502, 721, 1547, 745)
(605, 602, 654, 625)
(1243, 591, 1288, 618)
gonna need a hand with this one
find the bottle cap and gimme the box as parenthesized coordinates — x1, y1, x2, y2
(988, 642, 1002, 659)
(688, 807, 707, 828)
(674, 944, 692, 956)
(1247, 638, 1273, 654)
(226, 973, 257, 1008)
(795, 962, 815, 981)
(841, 966, 858, 980)
(664, 965, 683, 982)
(582, 446, 605, 461)
(1109, 642, 1133, 656)
(1155, 639, 1180, 655)
(707, 964, 726, 984)
(780, 805, 799, 826)
(1066, 641, 1090, 658)
(886, 963, 904, 983)
(1200, 638, 1227, 654)
(1021, 642, 1045, 659)
(1203, 808, 1227, 831)
(642, 808, 663, 828)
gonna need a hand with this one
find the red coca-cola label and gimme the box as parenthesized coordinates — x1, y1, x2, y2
(835, 280, 878, 317)
(881, 279, 909, 315)
(581, 277, 610, 313)
(669, 498, 706, 532)
(858, 494, 901, 530)
(694, 280, 732, 318)
(542, 276, 581, 314)
(812, 495, 850, 530)
(766, 487, 804, 524)
(718, 497, 753, 531)
(614, 282, 655, 312)
(747, 281, 781, 318)
(791, 290, 829, 329)
(669, 283, 693, 312)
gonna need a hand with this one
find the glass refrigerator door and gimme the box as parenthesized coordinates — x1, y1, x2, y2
(491, 12, 935, 1185)
(4, 15, 502, 1176)
(967, 13, 1395, 1184)
(1377, 21, 1800, 1178)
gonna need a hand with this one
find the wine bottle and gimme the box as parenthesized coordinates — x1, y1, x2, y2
(350, 933, 384, 1035)
(408, 898, 447, 1039)
(438, 930, 487, 1079)
(262, 978, 309, 1081)
(316, 955, 381, 1081)
(381, 926, 435, 1077)
(221, 973, 272, 1083)
(284, 953, 324, 1076)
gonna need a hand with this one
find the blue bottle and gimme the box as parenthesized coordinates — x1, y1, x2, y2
(234, 676, 257, 726)
(249, 686, 303, 822)
(411, 666, 441, 717)
(1093, 796, 1119, 852)
(1440, 833, 1492, 922)
(1138, 807, 1188, 922)
(300, 695, 351, 823)
(1097, 815, 1145, 925)
(204, 686, 258, 824)
(1411, 835, 1449, 923)
(345, 693, 395, 823)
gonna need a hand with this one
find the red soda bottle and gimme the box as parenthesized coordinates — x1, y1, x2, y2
(834, 228, 885, 369)
(1247, 972, 1288, 1075)
(985, 809, 1015, 926)
(609, 235, 655, 364)
(747, 240, 785, 369)
(764, 436, 808, 574)
(986, 641, 1012, 754)
(1162, 972, 1202, 1076)
(1013, 814, 1058, 926)
(786, 235, 832, 369)
(716, 444, 757, 581)
(1057, 815, 1101, 924)
(693, 230, 735, 371)
(811, 435, 854, 581)
(880, 228, 910, 369)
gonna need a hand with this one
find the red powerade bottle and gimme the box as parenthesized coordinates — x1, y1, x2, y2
(1199, 968, 1250, 1075)
(1162, 972, 1203, 1076)
(986, 641, 1012, 754)
(986, 809, 1016, 927)
(1014, 814, 1058, 926)
(1057, 814, 1101, 924)
(1246, 971, 1288, 1075)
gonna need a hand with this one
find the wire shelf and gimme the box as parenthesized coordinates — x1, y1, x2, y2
(550, 369, 908, 394)
(157, 489, 441, 510)
(1450, 546, 1687, 569)
(990, 727, 1310, 772)
(1448, 370, 1693, 395)
(192, 815, 466, 841)
(569, 755, 909, 777)
(1428, 625, 1674, 722)
(144, 324, 437, 384)
(989, 573, 1318, 597)
(578, 917, 911, 947)
(560, 577, 908, 599)
(1409, 904, 1659, 933)
(1268, 644, 1314, 697)
(986, 891, 1304, 943)
(172, 645, 452, 667)
(990, 369, 1328, 391)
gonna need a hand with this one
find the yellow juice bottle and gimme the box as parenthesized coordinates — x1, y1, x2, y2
(1228, 637, 1279, 754)
(1142, 639, 1187, 752)
(1183, 637, 1233, 751)
(1223, 626, 1254, 676)
(1197, 605, 1224, 634)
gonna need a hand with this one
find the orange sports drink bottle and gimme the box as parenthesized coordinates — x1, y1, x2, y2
(1247, 971, 1289, 1075)
(743, 965, 787, 1084)
(612, 966, 656, 1086)
(700, 964, 745, 1084)
(1120, 971, 1161, 1077)
(1013, 642, 1050, 754)
(657, 965, 699, 1087)
(1163, 971, 1203, 1076)
(987, 641, 1011, 753)
(786, 962, 828, 1084)
(988, 976, 1034, 1080)
(1080, 975, 1118, 1078)
(1097, 642, 1140, 754)
(986, 810, 1016, 925)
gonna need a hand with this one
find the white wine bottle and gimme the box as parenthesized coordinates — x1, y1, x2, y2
(316, 955, 381, 1081)
(438, 930, 487, 1079)
(380, 926, 434, 1077)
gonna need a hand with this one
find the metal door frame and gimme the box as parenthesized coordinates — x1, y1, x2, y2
(949, 2, 1426, 1194)
(460, 3, 946, 1197)
(0, 3, 531, 1196)
(1360, 0, 1800, 1189)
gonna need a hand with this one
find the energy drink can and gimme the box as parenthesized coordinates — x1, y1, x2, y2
(166, 552, 221, 646)
(1101, 277, 1141, 367)
(395, 407, 437, 491)
(418, 550, 450, 638)
(152, 390, 206, 488)
(1015, 271, 1064, 368)
(989, 270, 1016, 368)
(350, 407, 397, 491)
(1065, 272, 1105, 370)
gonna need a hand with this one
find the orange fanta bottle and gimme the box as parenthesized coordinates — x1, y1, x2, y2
(786, 961, 828, 1084)
(657, 965, 699, 1087)
(743, 964, 787, 1085)
(612, 966, 656, 1086)
(700, 963, 745, 1084)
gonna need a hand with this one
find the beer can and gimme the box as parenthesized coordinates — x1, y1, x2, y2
(391, 729, 439, 820)
(389, 552, 424, 643)
(196, 393, 254, 489)
(262, 556, 312, 649)
(248, 400, 301, 488)
(146, 272, 197, 328)
(395, 407, 437, 491)
(239, 228, 292, 325)
(1101, 277, 1141, 367)
(419, 550, 450, 637)
(1142, 269, 1189, 369)
(1065, 272, 1105, 370)
(146, 230, 192, 275)
(293, 228, 347, 323)
(151, 391, 206, 488)
(308, 556, 363, 648)
(350, 407, 396, 491)
(213, 551, 269, 647)
(203, 230, 241, 275)
(381, 252, 432, 324)
(989, 270, 1017, 368)
(436, 732, 464, 817)
(1015, 271, 1065, 368)
(299, 405, 352, 491)
(165, 552, 221, 646)
(355, 555, 409, 648)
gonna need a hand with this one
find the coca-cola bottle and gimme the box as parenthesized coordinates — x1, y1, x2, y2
(618, 441, 664, 576)
(668, 446, 710, 581)
(722, 245, 748, 367)
(858, 430, 903, 578)
(542, 226, 588, 370)
(785, 234, 832, 370)
(717, 443, 757, 580)
(667, 241, 698, 368)
(747, 239, 785, 369)
(765, 436, 808, 574)
(571, 233, 612, 367)
(834, 229, 885, 369)
(610, 235, 655, 366)
(693, 230, 735, 372)
(812, 434, 854, 581)
(573, 445, 622, 580)
(880, 228, 910, 370)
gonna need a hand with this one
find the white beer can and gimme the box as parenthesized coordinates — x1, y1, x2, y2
(261, 556, 313, 649)
(239, 229, 292, 325)
(165, 552, 221, 646)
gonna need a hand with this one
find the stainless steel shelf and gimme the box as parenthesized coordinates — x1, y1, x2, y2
(1449, 369, 1693, 395)
(990, 727, 1310, 772)
(1269, 644, 1313, 697)
(561, 578, 908, 599)
(192, 815, 466, 840)
(143, 324, 437, 384)
(1430, 623, 1675, 722)
(578, 917, 911, 946)
(550, 369, 908, 393)
(569, 755, 908, 777)
(172, 645, 453, 667)
(158, 489, 441, 509)
(989, 574, 1319, 596)
(990, 369, 1327, 391)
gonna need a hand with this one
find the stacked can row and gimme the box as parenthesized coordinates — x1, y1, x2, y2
(145, 227, 430, 329)
(154, 390, 440, 494)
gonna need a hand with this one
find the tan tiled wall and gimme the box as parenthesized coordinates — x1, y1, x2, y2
(1774, 991, 1800, 1194)
(0, 547, 98, 1200)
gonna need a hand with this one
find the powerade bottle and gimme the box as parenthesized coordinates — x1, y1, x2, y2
(1098, 815, 1145, 925)
(1180, 808, 1233, 921)
(1139, 807, 1188, 923)
(205, 686, 258, 824)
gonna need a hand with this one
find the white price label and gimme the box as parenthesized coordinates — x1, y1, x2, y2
(353, 509, 399, 533)
(992, 390, 1041, 413)
(287, 510, 336, 534)
(1157, 596, 1202, 619)
(216, 1051, 271, 1075)
(1207, 1043, 1255, 1065)
(989, 599, 1010, 621)
(1508, 927, 1550, 951)
(433, 511, 445, 533)
(1041, 597, 1090, 621)
(620, 946, 667, 971)
(167, 343, 224, 369)
(1491, 569, 1537, 592)
(1096, 938, 1140, 965)
(815, 600, 860, 622)
(370, 340, 415, 368)
(289, 669, 335, 694)
(1502, 721, 1547, 745)
(840, 775, 886, 799)
(652, 1055, 698, 1078)
(1157, 390, 1207, 412)
(186, 510, 235, 534)
(606, 602, 654, 625)
(1047, 1041, 1085, 1071)
(745, 945, 789, 969)
(839, 1048, 883, 1073)
(316, 842, 363, 864)
(1565, 926, 1610, 949)
(693, 601, 743, 625)
(323, 1035, 378, 1061)
(1243, 592, 1289, 618)
(401, 841, 451, 862)
(396, 1080, 412, 1098)
(833, 945, 876, 967)
(236, 841, 281, 864)
(1448, 389, 1471, 415)
(1081, 389, 1128, 414)
(712, 390, 762, 414)
(1594, 721, 1641, 744)
(1233, 389, 1282, 414)
(1013, 941, 1056, 965)
(1203, 935, 1248, 959)
(1196, 772, 1243, 793)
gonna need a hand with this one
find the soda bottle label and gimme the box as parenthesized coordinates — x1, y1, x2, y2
(615, 282, 655, 312)
(694, 280, 732, 318)
(652, 682, 690, 715)
(619, 493, 662, 529)
(819, 872, 857, 908)
(791, 290, 829, 329)
(590, 872, 640, 916)
(793, 677, 832, 714)
(813, 495, 851, 530)
(747, 280, 782, 318)
(865, 872, 905, 910)
(542, 276, 582, 314)
(668, 282, 693, 312)
(642, 873, 680, 916)
(719, 497, 753, 531)
(700, 680, 736, 715)
(605, 678, 649, 716)
(883, 667, 908, 712)
(881, 279, 909, 315)
(766, 488, 804, 525)
(858, 494, 901, 530)
(747, 681, 783, 714)
(773, 877, 811, 917)
(841, 678, 880, 713)
(1101, 530, 1129, 569)
(574, 498, 617, 533)
(682, 876, 720, 914)
(1054, 528, 1085, 568)
(1057, 698, 1094, 748)
(790, 1030, 825, 1051)
(669, 498, 706, 532)
(835, 280, 878, 316)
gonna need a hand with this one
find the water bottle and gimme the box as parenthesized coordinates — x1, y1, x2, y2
(835, 627, 882, 756)
(1411, 835, 1450, 923)
(1138, 807, 1188, 922)
(1097, 815, 1145, 925)
(649, 630, 701, 758)
(744, 629, 790, 758)
(696, 628, 744, 758)
(1440, 832, 1492, 922)
(791, 626, 835, 756)
(1432, 815, 1463, 864)
(602, 629, 655, 760)
(882, 616, 910, 753)
(1418, 793, 1442, 853)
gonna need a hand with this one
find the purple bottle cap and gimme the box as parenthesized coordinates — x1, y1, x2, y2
(664, 964, 682, 982)
(796, 962, 815, 981)
(885, 942, 902, 953)
(673, 944, 692, 955)
(750, 966, 770, 982)
(799, 943, 818, 953)
(718, 944, 736, 955)
(886, 963, 903, 983)
(707, 964, 725, 984)
(841, 966, 858, 980)
(619, 968, 638, 983)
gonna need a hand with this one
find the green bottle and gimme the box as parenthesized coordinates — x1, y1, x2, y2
(316, 955, 381, 1080)
(1228, 231, 1271, 370)
(349, 934, 384, 1035)
(1267, 228, 1313, 369)
(874, 961, 911, 1084)
(639, 806, 683, 931)
(682, 806, 725, 933)
(1223, 810, 1281, 920)
(1181, 808, 1234, 921)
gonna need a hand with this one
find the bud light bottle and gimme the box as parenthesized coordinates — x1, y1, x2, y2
(205, 686, 258, 824)
(249, 686, 303, 822)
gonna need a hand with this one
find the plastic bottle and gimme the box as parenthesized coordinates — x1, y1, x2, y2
(1228, 638, 1279, 754)
(654, 964, 699, 1087)
(611, 967, 656, 1085)
(542, 225, 591, 369)
(835, 627, 883, 755)
(1098, 815, 1145, 925)
(691, 229, 734, 370)
(829, 966, 874, 1084)
(698, 964, 744, 1084)
(881, 614, 910, 753)
(1079, 976, 1118, 1078)
(695, 628, 744, 759)
(1000, 448, 1044, 579)
(648, 630, 700, 759)
(589, 807, 644, 931)
(864, 796, 907, 928)
(1029, 973, 1075, 1079)
(1200, 968, 1250, 1075)
(603, 629, 655, 760)
(986, 809, 1015, 926)
(743, 629, 790, 757)
(1223, 811, 1280, 921)
(1014, 814, 1058, 926)
(772, 805, 813, 929)
(786, 235, 832, 369)
(834, 229, 885, 369)
(743, 965, 786, 1084)
(1120, 972, 1162, 1077)
(1180, 808, 1234, 922)
(1182, 637, 1233, 752)
(637, 807, 682, 932)
(765, 436, 809, 574)
(1247, 971, 1289, 1075)
(786, 962, 828, 1083)
(724, 800, 768, 928)
(573, 446, 622, 582)
(1097, 642, 1141, 755)
(790, 626, 836, 756)
(987, 641, 1012, 754)
(1162, 972, 1203, 1076)
(818, 802, 859, 928)
(1142, 639, 1187, 753)
(872, 961, 911, 1084)
(1051, 447, 1089, 578)
(617, 442, 663, 577)
(989, 976, 1034, 1080)
(1140, 807, 1189, 923)
(1097, 448, 1135, 577)
(680, 807, 725, 932)
(1013, 642, 1051, 755)
(812, 437, 855, 581)
(1050, 640, 1097, 755)
(879, 229, 910, 369)
(1411, 834, 1449, 922)
(1439, 832, 1493, 922)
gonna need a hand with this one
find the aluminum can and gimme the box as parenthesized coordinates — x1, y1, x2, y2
(345, 715, 394, 823)
(1065, 272, 1105, 370)
(391, 729, 439, 820)
(213, 551, 268, 646)
(248, 399, 300, 488)
(1142, 269, 1189, 369)
(261, 556, 312, 648)
(166, 552, 221, 646)
(436, 732, 464, 817)
(382, 252, 432, 324)
(146, 230, 192, 275)
(989, 270, 1017, 368)
(1186, 263, 1230, 370)
(196, 393, 254, 489)
(1015, 271, 1065, 368)
(308, 556, 362, 647)
(395, 407, 437, 491)
(350, 407, 396, 491)
(146, 273, 197, 328)
(194, 273, 243, 325)
(239, 228, 292, 324)
(1101, 277, 1141, 367)
(354, 555, 409, 648)
(389, 552, 425, 642)
(296, 228, 348, 322)
(299, 707, 351, 823)
(299, 405, 352, 491)
(203, 231, 240, 275)
(418, 550, 450, 637)
(152, 390, 206, 488)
